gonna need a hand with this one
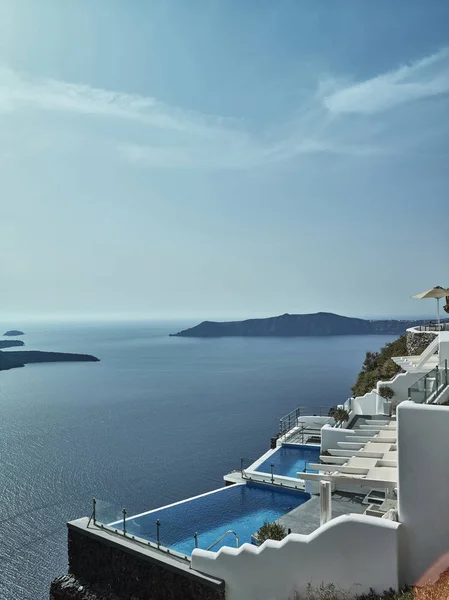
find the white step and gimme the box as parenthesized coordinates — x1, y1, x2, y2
(320, 456, 347, 465)
(337, 442, 364, 449)
(328, 449, 356, 457)
(309, 464, 368, 475)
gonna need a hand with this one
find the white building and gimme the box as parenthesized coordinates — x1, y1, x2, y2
(191, 326, 449, 599)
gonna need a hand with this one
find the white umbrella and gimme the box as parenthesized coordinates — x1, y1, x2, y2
(412, 286, 449, 327)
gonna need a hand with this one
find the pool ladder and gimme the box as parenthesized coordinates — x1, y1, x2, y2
(204, 530, 239, 551)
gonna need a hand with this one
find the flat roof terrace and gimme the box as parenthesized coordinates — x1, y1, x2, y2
(278, 491, 366, 535)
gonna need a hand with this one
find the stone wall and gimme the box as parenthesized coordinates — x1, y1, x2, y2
(406, 331, 436, 355)
(50, 519, 225, 600)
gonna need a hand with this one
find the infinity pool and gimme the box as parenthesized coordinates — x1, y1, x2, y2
(255, 444, 321, 477)
(121, 483, 310, 555)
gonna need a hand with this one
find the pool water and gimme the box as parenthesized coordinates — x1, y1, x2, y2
(122, 482, 310, 555)
(255, 444, 321, 477)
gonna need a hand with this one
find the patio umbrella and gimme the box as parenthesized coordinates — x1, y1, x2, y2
(412, 286, 449, 326)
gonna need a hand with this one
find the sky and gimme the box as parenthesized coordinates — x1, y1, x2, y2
(0, 0, 448, 321)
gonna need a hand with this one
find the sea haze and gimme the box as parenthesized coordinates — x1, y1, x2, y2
(0, 321, 396, 599)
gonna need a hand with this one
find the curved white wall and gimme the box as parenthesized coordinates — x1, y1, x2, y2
(321, 424, 357, 452)
(351, 390, 379, 415)
(192, 515, 399, 600)
(398, 402, 449, 586)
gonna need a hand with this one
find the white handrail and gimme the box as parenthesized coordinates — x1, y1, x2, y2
(415, 337, 439, 370)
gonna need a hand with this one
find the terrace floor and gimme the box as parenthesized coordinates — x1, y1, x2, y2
(278, 491, 366, 535)
(348, 414, 390, 429)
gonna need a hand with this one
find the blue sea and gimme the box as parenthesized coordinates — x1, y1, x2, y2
(0, 321, 396, 599)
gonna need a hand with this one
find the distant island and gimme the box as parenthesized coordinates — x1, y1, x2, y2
(170, 312, 441, 338)
(0, 328, 99, 371)
(0, 351, 100, 372)
(0, 340, 25, 349)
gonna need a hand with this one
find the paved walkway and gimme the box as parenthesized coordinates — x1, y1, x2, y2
(278, 491, 366, 535)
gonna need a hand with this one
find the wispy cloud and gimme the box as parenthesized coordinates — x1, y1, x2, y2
(0, 64, 343, 169)
(1, 48, 448, 169)
(324, 47, 449, 115)
(0, 66, 236, 136)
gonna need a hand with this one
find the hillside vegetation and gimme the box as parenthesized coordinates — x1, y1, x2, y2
(351, 334, 427, 397)
(290, 567, 449, 597)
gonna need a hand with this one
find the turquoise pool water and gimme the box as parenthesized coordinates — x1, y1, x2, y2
(122, 482, 310, 555)
(255, 444, 321, 477)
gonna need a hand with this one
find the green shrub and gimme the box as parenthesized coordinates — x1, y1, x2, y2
(378, 386, 395, 400)
(332, 407, 350, 426)
(256, 520, 287, 544)
(351, 334, 429, 397)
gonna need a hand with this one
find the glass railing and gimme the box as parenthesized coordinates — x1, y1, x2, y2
(89, 498, 192, 561)
(408, 360, 448, 404)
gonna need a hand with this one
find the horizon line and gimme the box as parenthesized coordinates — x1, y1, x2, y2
(0, 311, 441, 325)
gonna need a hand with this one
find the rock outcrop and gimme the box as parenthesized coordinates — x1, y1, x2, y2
(406, 330, 437, 355)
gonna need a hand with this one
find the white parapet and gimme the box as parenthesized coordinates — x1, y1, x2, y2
(351, 390, 380, 415)
(398, 401, 449, 587)
(191, 515, 400, 600)
(321, 424, 357, 452)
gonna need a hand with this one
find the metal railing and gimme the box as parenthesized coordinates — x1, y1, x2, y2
(206, 530, 239, 551)
(279, 405, 332, 439)
(408, 360, 448, 404)
(238, 458, 308, 489)
(413, 322, 449, 332)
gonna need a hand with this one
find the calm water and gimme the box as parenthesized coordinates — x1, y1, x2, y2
(256, 445, 321, 477)
(0, 321, 395, 599)
(123, 482, 310, 556)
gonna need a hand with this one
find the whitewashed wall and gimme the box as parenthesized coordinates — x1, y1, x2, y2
(351, 390, 379, 415)
(437, 334, 449, 363)
(398, 402, 449, 586)
(376, 371, 423, 405)
(192, 515, 399, 600)
(321, 424, 357, 452)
